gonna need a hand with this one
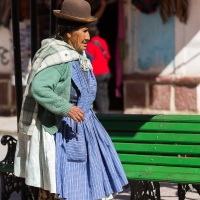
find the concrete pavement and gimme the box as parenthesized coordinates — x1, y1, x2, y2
(0, 116, 200, 199)
(3, 182, 200, 200)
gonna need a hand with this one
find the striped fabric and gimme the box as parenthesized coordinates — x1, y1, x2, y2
(54, 61, 128, 199)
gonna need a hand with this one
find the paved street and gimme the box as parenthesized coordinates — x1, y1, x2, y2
(0, 117, 200, 199)
(1, 183, 200, 199)
(114, 183, 200, 200)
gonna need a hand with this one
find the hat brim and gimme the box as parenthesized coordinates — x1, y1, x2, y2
(53, 10, 97, 23)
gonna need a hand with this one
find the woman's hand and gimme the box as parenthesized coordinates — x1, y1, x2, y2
(67, 106, 85, 123)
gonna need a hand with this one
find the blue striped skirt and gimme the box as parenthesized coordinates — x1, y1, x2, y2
(54, 110, 128, 199)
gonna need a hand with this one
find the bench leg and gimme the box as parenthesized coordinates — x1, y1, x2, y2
(178, 183, 200, 200)
(1, 172, 23, 199)
(178, 184, 189, 200)
(1, 172, 37, 200)
(192, 184, 200, 195)
(129, 180, 160, 200)
(0, 135, 37, 199)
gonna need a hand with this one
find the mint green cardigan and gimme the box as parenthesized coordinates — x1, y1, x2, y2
(31, 62, 73, 135)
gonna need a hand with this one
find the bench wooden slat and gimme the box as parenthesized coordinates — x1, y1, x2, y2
(114, 143, 200, 155)
(102, 121, 200, 133)
(98, 114, 200, 123)
(119, 154, 200, 167)
(110, 132, 200, 144)
(123, 164, 200, 184)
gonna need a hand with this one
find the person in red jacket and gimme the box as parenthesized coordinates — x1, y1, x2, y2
(86, 25, 111, 113)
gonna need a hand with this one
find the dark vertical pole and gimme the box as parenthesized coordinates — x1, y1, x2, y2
(10, 0, 23, 123)
(50, 0, 56, 36)
(29, 1, 39, 198)
(30, 0, 38, 59)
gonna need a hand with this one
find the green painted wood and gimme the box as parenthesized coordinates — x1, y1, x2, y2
(97, 114, 200, 133)
(96, 114, 200, 184)
(124, 163, 200, 174)
(123, 164, 200, 184)
(119, 154, 200, 167)
(101, 121, 200, 133)
(114, 143, 200, 155)
(110, 132, 200, 144)
(97, 114, 200, 123)
(0, 164, 14, 173)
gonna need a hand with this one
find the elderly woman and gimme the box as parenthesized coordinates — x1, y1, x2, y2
(14, 0, 128, 199)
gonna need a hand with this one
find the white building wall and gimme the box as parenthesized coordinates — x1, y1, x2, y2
(124, 0, 200, 78)
(162, 0, 200, 77)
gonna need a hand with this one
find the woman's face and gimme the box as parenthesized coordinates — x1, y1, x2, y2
(65, 27, 90, 52)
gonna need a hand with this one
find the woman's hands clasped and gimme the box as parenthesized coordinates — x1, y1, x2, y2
(67, 106, 85, 123)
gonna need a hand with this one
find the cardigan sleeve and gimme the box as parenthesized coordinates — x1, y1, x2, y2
(31, 64, 73, 117)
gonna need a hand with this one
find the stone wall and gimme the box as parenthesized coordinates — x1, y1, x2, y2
(124, 74, 200, 114)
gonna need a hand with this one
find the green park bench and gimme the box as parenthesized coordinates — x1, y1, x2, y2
(1, 114, 200, 199)
(98, 114, 200, 199)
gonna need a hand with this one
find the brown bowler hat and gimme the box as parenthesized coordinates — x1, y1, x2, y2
(53, 0, 97, 23)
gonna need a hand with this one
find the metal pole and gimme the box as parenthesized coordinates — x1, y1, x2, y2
(30, 0, 38, 59)
(50, 0, 57, 36)
(10, 0, 23, 123)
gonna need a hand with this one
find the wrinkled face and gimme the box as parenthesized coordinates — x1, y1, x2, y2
(65, 27, 90, 52)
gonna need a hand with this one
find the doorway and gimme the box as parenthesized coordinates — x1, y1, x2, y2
(97, 0, 123, 111)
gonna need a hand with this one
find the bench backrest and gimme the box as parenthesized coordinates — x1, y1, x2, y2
(97, 114, 200, 184)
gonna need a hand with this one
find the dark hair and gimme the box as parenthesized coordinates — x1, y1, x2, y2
(53, 18, 88, 40)
(88, 25, 99, 38)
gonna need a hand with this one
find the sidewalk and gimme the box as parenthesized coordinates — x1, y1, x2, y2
(0, 116, 199, 199)
(0, 116, 17, 135)
(2, 183, 200, 200)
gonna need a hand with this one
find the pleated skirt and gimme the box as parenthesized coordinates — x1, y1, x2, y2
(54, 110, 128, 199)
